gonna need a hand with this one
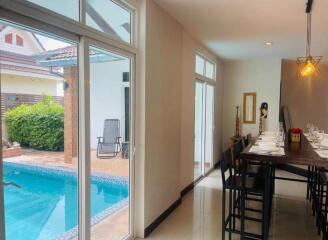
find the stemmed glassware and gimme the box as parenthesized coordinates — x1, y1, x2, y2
(318, 130, 325, 149)
(313, 126, 319, 144)
(276, 122, 285, 148)
(307, 123, 313, 135)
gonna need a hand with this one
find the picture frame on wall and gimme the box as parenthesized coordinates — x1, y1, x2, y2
(243, 92, 256, 124)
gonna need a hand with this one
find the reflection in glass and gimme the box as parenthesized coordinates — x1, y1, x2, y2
(26, 0, 79, 21)
(86, 0, 131, 43)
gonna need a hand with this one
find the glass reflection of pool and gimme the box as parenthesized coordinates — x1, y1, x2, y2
(3, 162, 128, 240)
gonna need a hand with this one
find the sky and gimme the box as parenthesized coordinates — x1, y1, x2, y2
(35, 34, 71, 51)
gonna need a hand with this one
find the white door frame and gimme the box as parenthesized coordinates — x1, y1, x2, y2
(87, 38, 136, 240)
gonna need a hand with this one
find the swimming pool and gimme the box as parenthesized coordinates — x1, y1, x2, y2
(3, 162, 129, 240)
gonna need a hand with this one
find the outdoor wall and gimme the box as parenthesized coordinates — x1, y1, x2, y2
(222, 59, 281, 149)
(90, 60, 129, 149)
(180, 31, 223, 190)
(1, 74, 59, 95)
(0, 27, 43, 55)
(280, 59, 328, 131)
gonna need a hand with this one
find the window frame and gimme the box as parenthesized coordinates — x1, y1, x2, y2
(195, 52, 217, 82)
(0, 0, 137, 50)
(0, 0, 137, 240)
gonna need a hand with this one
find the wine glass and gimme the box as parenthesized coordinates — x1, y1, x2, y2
(318, 130, 325, 149)
(313, 126, 319, 144)
(276, 131, 285, 148)
(307, 123, 313, 135)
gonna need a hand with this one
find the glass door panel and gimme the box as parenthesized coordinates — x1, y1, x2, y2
(0, 22, 79, 240)
(204, 85, 214, 174)
(194, 81, 215, 178)
(89, 46, 131, 240)
(194, 81, 204, 180)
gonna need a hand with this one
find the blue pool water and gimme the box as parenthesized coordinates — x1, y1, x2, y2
(3, 162, 129, 240)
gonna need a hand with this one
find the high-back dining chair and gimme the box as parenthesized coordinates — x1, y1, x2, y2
(220, 147, 265, 240)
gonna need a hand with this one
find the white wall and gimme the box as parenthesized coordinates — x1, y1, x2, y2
(135, 1, 224, 236)
(144, 0, 183, 228)
(1, 74, 59, 95)
(90, 60, 129, 149)
(0, 27, 42, 55)
(222, 59, 281, 148)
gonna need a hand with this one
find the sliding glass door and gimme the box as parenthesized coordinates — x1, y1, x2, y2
(194, 82, 204, 180)
(204, 84, 214, 173)
(194, 81, 215, 179)
(89, 45, 132, 240)
(0, 22, 79, 240)
(0, 19, 134, 240)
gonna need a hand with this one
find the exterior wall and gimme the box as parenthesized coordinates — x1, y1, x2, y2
(90, 60, 130, 149)
(222, 59, 282, 149)
(62, 60, 129, 163)
(1, 74, 59, 96)
(280, 59, 328, 131)
(0, 27, 42, 55)
(64, 66, 78, 163)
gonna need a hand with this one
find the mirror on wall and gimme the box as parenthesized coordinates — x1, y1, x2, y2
(243, 92, 256, 124)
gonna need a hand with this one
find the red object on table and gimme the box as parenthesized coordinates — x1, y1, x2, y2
(290, 128, 302, 134)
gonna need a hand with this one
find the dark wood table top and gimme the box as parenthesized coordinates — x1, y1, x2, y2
(241, 134, 328, 168)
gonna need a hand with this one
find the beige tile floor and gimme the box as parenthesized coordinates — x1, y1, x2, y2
(138, 169, 321, 240)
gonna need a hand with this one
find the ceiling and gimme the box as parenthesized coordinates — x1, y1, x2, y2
(154, 0, 328, 62)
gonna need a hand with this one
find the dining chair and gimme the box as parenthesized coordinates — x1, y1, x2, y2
(220, 147, 265, 240)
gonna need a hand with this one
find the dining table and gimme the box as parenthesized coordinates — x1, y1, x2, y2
(240, 132, 328, 240)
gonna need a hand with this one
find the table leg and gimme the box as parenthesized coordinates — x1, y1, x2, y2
(240, 161, 247, 239)
(262, 163, 271, 240)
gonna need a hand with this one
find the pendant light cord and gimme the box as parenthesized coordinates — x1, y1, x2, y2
(306, 13, 312, 57)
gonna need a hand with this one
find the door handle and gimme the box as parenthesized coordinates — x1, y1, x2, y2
(2, 181, 21, 188)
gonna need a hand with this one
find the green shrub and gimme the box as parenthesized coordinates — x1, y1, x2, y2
(4, 96, 64, 151)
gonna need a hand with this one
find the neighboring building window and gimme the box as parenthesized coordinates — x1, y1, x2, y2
(195, 53, 216, 80)
(5, 33, 13, 44)
(16, 35, 24, 46)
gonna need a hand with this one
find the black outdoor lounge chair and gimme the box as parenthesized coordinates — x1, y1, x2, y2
(97, 119, 122, 159)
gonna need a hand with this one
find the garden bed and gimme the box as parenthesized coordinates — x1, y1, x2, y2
(3, 146, 22, 158)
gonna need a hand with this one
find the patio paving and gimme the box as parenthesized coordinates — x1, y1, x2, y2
(5, 148, 129, 177)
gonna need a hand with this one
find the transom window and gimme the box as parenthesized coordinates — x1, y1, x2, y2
(25, 0, 133, 44)
(195, 53, 216, 80)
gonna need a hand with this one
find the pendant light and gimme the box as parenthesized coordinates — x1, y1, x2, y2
(296, 0, 322, 77)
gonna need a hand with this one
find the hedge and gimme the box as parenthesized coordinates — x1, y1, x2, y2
(4, 96, 64, 151)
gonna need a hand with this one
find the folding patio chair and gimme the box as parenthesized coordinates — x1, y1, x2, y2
(96, 119, 122, 159)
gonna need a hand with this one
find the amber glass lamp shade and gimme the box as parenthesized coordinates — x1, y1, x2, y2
(300, 59, 316, 77)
